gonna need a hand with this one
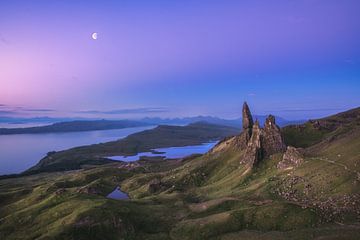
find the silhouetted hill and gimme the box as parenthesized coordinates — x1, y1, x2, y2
(141, 115, 304, 128)
(0, 120, 150, 135)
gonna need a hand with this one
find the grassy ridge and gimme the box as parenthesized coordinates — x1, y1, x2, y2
(282, 107, 360, 147)
(1, 108, 360, 239)
(0, 120, 150, 135)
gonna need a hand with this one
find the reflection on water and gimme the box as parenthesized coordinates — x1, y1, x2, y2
(0, 126, 155, 175)
(108, 141, 217, 162)
(107, 187, 129, 200)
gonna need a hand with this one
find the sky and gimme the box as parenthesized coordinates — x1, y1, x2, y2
(0, 0, 359, 120)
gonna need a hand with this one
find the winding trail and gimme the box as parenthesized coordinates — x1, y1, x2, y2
(309, 157, 360, 177)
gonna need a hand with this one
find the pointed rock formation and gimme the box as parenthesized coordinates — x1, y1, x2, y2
(261, 115, 286, 157)
(241, 120, 262, 166)
(210, 102, 286, 168)
(242, 102, 254, 131)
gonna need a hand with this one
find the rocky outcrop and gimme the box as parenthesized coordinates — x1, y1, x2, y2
(262, 115, 286, 157)
(277, 146, 304, 169)
(239, 104, 286, 167)
(209, 102, 286, 167)
(242, 102, 254, 131)
(241, 120, 262, 166)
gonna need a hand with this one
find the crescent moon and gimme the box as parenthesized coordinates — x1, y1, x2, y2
(91, 32, 98, 40)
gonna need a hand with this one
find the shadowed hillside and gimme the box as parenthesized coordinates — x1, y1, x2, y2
(1, 103, 359, 240)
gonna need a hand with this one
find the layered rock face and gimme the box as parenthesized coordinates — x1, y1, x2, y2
(242, 102, 254, 132)
(239, 103, 286, 167)
(241, 120, 263, 166)
(209, 102, 286, 167)
(277, 146, 304, 169)
(262, 115, 286, 157)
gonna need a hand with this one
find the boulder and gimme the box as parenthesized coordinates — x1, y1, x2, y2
(277, 146, 304, 169)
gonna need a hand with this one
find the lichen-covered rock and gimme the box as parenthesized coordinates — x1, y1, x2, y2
(210, 102, 287, 168)
(241, 120, 263, 166)
(277, 146, 304, 169)
(261, 115, 286, 157)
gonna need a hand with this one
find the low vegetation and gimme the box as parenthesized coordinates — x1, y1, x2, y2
(1, 107, 359, 239)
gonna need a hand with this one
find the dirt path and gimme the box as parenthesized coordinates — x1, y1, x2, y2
(310, 157, 360, 178)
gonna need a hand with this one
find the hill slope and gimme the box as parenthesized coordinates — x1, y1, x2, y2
(282, 107, 360, 148)
(0, 104, 359, 239)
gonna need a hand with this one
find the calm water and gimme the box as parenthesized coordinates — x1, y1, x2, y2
(107, 187, 129, 200)
(108, 141, 217, 162)
(0, 126, 155, 175)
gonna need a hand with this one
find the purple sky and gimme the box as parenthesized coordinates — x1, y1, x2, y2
(1, 0, 359, 120)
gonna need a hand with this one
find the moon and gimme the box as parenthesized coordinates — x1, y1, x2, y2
(91, 32, 98, 40)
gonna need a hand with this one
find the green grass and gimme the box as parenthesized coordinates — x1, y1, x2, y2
(1, 108, 360, 239)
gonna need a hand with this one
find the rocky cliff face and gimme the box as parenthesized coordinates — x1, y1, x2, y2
(277, 146, 304, 169)
(262, 115, 286, 157)
(210, 102, 286, 167)
(241, 120, 263, 166)
(242, 102, 254, 132)
(240, 104, 286, 167)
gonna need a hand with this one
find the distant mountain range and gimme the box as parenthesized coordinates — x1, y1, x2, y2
(140, 115, 305, 128)
(0, 115, 305, 135)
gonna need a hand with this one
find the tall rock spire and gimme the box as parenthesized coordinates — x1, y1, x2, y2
(261, 115, 286, 157)
(242, 102, 254, 130)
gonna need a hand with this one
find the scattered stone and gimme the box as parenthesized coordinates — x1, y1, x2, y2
(55, 188, 66, 195)
(277, 146, 304, 169)
(77, 186, 99, 195)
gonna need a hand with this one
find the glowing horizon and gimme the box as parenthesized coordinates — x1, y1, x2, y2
(1, 0, 359, 120)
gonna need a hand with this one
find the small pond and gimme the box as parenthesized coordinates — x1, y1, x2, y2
(107, 187, 129, 200)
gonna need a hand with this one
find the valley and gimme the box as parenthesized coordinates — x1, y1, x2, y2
(0, 103, 359, 239)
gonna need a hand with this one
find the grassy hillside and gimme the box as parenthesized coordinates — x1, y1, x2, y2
(282, 107, 360, 147)
(1, 108, 359, 239)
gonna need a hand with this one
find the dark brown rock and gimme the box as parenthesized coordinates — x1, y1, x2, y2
(242, 102, 254, 131)
(261, 115, 286, 157)
(241, 120, 263, 166)
(211, 102, 287, 168)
